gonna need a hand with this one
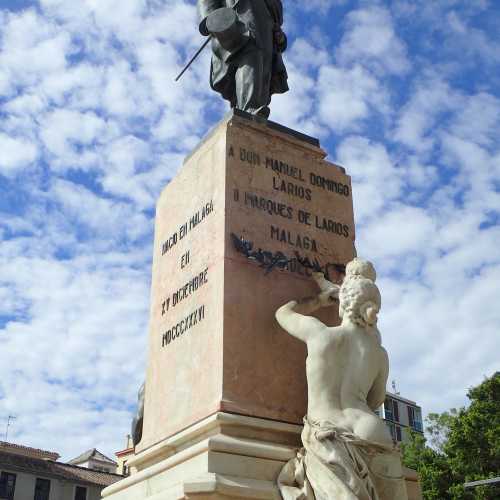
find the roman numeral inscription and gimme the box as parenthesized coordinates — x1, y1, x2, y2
(161, 306, 206, 347)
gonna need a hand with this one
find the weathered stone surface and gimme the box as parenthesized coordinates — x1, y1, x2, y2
(137, 111, 356, 453)
(102, 413, 420, 500)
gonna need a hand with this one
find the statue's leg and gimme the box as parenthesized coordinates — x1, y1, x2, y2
(234, 47, 270, 117)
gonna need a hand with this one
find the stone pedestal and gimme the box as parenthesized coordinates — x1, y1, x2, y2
(102, 112, 421, 499)
(102, 412, 421, 500)
(138, 111, 356, 453)
(102, 412, 301, 500)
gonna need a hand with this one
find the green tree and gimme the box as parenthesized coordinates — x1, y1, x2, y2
(426, 409, 457, 453)
(402, 372, 500, 500)
(402, 430, 453, 499)
(445, 372, 500, 499)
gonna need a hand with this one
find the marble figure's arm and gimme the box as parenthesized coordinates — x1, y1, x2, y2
(275, 299, 326, 343)
(367, 347, 389, 412)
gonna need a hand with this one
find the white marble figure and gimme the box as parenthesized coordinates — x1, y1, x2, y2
(275, 258, 408, 500)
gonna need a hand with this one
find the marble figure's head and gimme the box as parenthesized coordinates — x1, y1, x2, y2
(339, 276, 381, 328)
(345, 258, 376, 282)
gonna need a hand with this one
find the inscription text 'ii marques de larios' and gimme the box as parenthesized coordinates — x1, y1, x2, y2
(228, 142, 354, 280)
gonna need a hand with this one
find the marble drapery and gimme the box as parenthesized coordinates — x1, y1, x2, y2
(278, 419, 408, 500)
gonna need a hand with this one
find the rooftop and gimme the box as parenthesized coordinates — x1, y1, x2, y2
(115, 447, 134, 458)
(386, 391, 419, 407)
(0, 451, 122, 487)
(69, 448, 117, 466)
(0, 441, 60, 461)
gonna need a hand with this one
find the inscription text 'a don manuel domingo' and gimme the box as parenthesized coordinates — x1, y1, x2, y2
(161, 200, 214, 256)
(162, 305, 206, 348)
(230, 146, 351, 199)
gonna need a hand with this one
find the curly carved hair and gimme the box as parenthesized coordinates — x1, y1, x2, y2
(345, 258, 377, 282)
(339, 275, 381, 327)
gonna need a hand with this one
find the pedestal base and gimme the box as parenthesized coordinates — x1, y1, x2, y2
(102, 412, 301, 499)
(102, 412, 422, 500)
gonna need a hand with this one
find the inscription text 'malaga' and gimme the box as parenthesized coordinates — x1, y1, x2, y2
(161, 200, 214, 257)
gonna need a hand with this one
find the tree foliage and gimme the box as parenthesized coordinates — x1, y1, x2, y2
(402, 372, 500, 499)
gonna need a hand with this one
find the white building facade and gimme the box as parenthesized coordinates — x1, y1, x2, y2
(0, 442, 121, 500)
(376, 391, 424, 443)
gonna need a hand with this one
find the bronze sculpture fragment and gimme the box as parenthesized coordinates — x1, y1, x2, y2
(197, 0, 289, 117)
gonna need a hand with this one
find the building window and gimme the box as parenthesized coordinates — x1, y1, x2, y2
(408, 406, 423, 432)
(393, 400, 400, 422)
(384, 397, 400, 422)
(0, 472, 17, 500)
(34, 478, 51, 500)
(75, 486, 87, 500)
(384, 398, 393, 420)
(386, 422, 395, 440)
(386, 422, 403, 442)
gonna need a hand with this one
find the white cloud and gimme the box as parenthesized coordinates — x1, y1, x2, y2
(290, 0, 347, 15)
(394, 75, 461, 152)
(362, 205, 436, 259)
(41, 63, 105, 108)
(0, 250, 150, 458)
(336, 136, 403, 220)
(3, 94, 46, 115)
(337, 6, 410, 76)
(289, 38, 329, 71)
(51, 179, 151, 242)
(317, 65, 389, 133)
(0, 133, 38, 175)
(0, 10, 71, 89)
(40, 109, 109, 170)
(449, 92, 500, 148)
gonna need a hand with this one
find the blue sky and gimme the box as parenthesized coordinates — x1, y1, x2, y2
(0, 0, 499, 460)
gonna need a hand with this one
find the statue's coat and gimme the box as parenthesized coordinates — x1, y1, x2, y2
(198, 0, 288, 112)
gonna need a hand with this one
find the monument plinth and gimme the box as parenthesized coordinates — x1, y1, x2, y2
(140, 111, 356, 452)
(138, 110, 354, 451)
(102, 113, 358, 499)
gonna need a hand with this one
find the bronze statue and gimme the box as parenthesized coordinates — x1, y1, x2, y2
(131, 382, 145, 446)
(197, 0, 289, 117)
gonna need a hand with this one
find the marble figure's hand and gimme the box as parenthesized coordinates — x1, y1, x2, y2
(313, 272, 339, 303)
(318, 289, 338, 308)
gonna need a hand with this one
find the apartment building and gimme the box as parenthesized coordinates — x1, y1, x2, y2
(0, 441, 122, 500)
(376, 391, 424, 443)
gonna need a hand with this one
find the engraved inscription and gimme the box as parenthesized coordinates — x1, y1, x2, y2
(161, 305, 206, 347)
(314, 216, 349, 237)
(243, 192, 294, 220)
(310, 172, 350, 196)
(161, 200, 214, 256)
(240, 147, 261, 166)
(161, 267, 209, 315)
(180, 251, 190, 269)
(233, 190, 351, 241)
(234, 146, 350, 198)
(270, 225, 319, 253)
(265, 156, 305, 183)
(231, 233, 346, 279)
(272, 177, 312, 201)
